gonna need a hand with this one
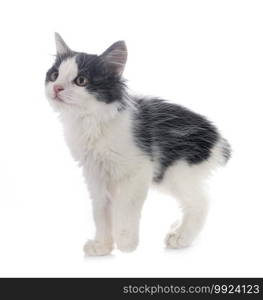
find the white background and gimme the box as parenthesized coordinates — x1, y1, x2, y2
(0, 0, 262, 277)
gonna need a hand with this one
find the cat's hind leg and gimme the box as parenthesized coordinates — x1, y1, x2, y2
(159, 160, 211, 249)
(164, 183, 209, 249)
(162, 139, 228, 248)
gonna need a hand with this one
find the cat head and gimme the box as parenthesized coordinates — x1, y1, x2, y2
(45, 33, 128, 116)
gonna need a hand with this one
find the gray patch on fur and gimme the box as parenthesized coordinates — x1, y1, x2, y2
(221, 138, 232, 163)
(132, 98, 220, 182)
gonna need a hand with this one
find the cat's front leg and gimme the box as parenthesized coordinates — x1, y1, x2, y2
(111, 168, 151, 253)
(83, 172, 113, 256)
(84, 198, 113, 256)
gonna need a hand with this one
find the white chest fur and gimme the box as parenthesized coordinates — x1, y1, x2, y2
(60, 109, 148, 184)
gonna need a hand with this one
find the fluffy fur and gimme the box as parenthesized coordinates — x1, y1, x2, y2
(45, 33, 231, 255)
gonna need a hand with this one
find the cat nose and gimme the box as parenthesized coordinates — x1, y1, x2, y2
(53, 84, 64, 95)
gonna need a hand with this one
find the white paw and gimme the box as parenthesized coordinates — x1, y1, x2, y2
(165, 231, 192, 249)
(115, 231, 138, 253)
(83, 240, 113, 256)
(165, 223, 193, 249)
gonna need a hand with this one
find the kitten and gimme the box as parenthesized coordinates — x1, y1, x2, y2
(45, 33, 231, 256)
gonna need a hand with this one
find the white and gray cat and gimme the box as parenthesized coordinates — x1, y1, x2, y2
(45, 33, 231, 256)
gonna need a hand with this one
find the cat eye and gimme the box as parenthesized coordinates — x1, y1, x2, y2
(74, 76, 88, 87)
(50, 71, 58, 82)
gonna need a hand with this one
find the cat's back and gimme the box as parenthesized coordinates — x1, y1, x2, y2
(132, 97, 220, 179)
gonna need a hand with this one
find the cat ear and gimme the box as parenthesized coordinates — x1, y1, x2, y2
(54, 32, 71, 55)
(100, 41, 127, 76)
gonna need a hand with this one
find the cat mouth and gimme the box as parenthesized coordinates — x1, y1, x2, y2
(53, 95, 64, 103)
